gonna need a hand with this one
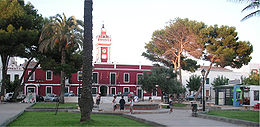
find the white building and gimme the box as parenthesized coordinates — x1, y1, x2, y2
(182, 66, 248, 101)
(0, 57, 24, 93)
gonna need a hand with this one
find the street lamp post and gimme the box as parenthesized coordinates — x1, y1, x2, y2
(201, 69, 206, 112)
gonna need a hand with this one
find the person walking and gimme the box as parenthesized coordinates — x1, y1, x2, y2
(119, 96, 126, 111)
(28, 92, 33, 103)
(112, 96, 117, 111)
(129, 97, 134, 114)
(169, 95, 174, 113)
(128, 92, 131, 102)
(96, 93, 101, 110)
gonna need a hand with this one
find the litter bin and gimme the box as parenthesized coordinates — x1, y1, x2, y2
(191, 103, 198, 117)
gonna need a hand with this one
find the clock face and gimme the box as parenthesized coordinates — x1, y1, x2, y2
(102, 48, 107, 53)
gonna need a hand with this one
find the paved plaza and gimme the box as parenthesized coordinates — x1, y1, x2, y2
(0, 102, 249, 127)
(131, 109, 245, 127)
(97, 102, 246, 127)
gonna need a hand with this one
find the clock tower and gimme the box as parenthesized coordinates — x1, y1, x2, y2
(96, 24, 111, 63)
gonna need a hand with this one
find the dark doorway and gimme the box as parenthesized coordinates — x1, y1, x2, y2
(100, 86, 107, 96)
(137, 89, 142, 99)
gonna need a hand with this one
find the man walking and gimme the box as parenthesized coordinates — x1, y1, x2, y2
(119, 96, 126, 111)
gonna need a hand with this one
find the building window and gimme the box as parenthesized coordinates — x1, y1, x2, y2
(124, 87, 129, 93)
(137, 74, 143, 85)
(124, 73, 129, 83)
(110, 73, 116, 85)
(28, 71, 35, 81)
(7, 74, 10, 82)
(14, 74, 19, 81)
(46, 70, 53, 80)
(111, 87, 116, 95)
(93, 72, 98, 84)
(78, 71, 82, 81)
(254, 90, 259, 101)
(92, 87, 97, 94)
(206, 78, 209, 84)
(46, 86, 52, 95)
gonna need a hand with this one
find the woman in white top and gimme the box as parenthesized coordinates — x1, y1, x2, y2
(130, 97, 134, 114)
(112, 96, 117, 111)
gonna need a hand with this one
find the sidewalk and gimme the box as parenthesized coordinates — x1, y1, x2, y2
(130, 109, 246, 127)
(0, 103, 33, 126)
(96, 102, 246, 127)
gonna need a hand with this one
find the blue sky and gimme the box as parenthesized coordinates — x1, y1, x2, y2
(24, 0, 260, 66)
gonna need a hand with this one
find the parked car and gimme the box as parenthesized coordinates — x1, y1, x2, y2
(36, 95, 44, 102)
(121, 92, 135, 97)
(4, 92, 13, 102)
(64, 92, 75, 97)
(186, 94, 201, 101)
(44, 94, 59, 102)
(4, 92, 25, 102)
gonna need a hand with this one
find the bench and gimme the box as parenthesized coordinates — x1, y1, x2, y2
(197, 106, 203, 111)
(206, 102, 214, 106)
(242, 105, 253, 110)
(159, 103, 169, 109)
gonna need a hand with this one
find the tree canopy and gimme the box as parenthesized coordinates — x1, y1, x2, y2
(186, 75, 201, 92)
(211, 75, 229, 87)
(0, 0, 43, 97)
(241, 72, 260, 85)
(143, 18, 206, 84)
(194, 24, 253, 100)
(39, 13, 83, 104)
(204, 25, 253, 69)
(140, 66, 184, 96)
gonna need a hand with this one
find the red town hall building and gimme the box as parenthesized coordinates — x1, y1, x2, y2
(24, 25, 159, 99)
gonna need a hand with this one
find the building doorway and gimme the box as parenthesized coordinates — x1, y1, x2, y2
(26, 86, 36, 95)
(137, 89, 142, 99)
(100, 85, 107, 96)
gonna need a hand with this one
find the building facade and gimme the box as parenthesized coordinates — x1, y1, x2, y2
(23, 24, 158, 99)
(24, 63, 154, 98)
(182, 66, 249, 101)
(0, 57, 23, 94)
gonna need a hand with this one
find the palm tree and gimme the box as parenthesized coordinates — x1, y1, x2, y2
(234, 0, 260, 21)
(39, 13, 83, 104)
(79, 0, 94, 122)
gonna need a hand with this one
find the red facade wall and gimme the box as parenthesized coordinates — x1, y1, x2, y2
(24, 63, 153, 97)
(25, 68, 60, 84)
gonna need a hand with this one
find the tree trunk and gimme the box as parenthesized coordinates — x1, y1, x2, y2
(79, 0, 94, 122)
(11, 58, 35, 101)
(177, 52, 182, 86)
(59, 48, 66, 104)
(194, 56, 215, 100)
(0, 54, 9, 100)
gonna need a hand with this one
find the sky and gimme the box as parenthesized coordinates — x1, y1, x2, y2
(23, 0, 259, 68)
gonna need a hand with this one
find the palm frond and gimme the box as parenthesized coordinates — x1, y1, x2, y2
(241, 10, 260, 21)
(242, 1, 260, 12)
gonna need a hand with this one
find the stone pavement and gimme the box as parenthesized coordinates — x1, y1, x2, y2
(0, 101, 250, 127)
(130, 109, 245, 127)
(0, 103, 33, 126)
(96, 102, 245, 127)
